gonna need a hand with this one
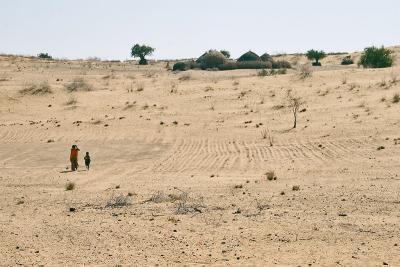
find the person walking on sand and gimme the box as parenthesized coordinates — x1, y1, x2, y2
(84, 152, 91, 170)
(70, 145, 80, 171)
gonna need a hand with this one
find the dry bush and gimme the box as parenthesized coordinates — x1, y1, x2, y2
(287, 90, 304, 128)
(392, 93, 400, 103)
(258, 68, 287, 77)
(65, 96, 77, 106)
(136, 83, 144, 92)
(341, 75, 347, 85)
(241, 199, 270, 217)
(125, 74, 136, 80)
(175, 194, 205, 215)
(298, 64, 312, 79)
(378, 78, 388, 88)
(292, 185, 300, 191)
(91, 119, 102, 125)
(179, 74, 191, 81)
(20, 82, 52, 95)
(147, 191, 173, 203)
(64, 78, 92, 92)
(146, 190, 188, 204)
(390, 72, 399, 84)
(144, 71, 156, 78)
(106, 194, 131, 208)
(265, 171, 276, 181)
(65, 181, 75, 191)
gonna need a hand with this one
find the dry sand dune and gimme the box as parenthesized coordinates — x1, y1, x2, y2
(0, 48, 400, 266)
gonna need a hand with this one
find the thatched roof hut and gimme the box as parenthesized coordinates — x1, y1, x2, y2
(237, 51, 260, 62)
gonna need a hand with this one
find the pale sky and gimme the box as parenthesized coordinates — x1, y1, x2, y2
(1, 0, 399, 60)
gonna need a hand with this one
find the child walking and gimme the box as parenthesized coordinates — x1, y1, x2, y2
(84, 152, 91, 170)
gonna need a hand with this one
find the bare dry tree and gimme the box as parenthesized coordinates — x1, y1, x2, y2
(287, 90, 304, 129)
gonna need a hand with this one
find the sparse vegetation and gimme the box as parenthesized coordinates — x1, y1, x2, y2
(173, 62, 188, 71)
(287, 90, 304, 128)
(65, 181, 75, 191)
(298, 64, 312, 79)
(106, 194, 131, 208)
(20, 82, 52, 95)
(341, 75, 347, 84)
(179, 74, 191, 81)
(272, 60, 291, 69)
(392, 93, 400, 103)
(341, 55, 354, 65)
(65, 96, 77, 106)
(175, 193, 205, 215)
(258, 68, 287, 77)
(390, 72, 399, 84)
(265, 171, 276, 181)
(64, 78, 92, 92)
(358, 46, 394, 68)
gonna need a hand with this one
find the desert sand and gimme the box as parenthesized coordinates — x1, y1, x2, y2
(0, 48, 400, 266)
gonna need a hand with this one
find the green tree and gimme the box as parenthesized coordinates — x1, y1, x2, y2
(220, 50, 230, 59)
(358, 46, 393, 68)
(306, 49, 326, 66)
(37, 53, 52, 59)
(130, 44, 155, 65)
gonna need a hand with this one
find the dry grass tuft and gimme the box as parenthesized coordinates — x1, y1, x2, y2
(65, 96, 77, 106)
(298, 64, 312, 79)
(65, 181, 75, 191)
(20, 82, 52, 95)
(64, 78, 92, 92)
(392, 93, 400, 103)
(106, 194, 131, 208)
(179, 74, 191, 81)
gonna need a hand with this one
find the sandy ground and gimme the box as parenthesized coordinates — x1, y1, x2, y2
(0, 48, 400, 266)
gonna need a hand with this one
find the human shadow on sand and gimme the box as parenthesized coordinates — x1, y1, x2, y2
(59, 169, 88, 173)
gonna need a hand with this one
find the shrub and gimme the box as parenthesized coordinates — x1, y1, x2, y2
(173, 62, 188, 71)
(306, 49, 326, 66)
(20, 82, 52, 95)
(64, 78, 92, 92)
(265, 171, 276, 181)
(260, 53, 272, 62)
(220, 50, 231, 58)
(106, 194, 131, 208)
(258, 69, 286, 77)
(196, 50, 227, 69)
(258, 69, 269, 77)
(237, 51, 260, 62)
(359, 46, 394, 68)
(65, 182, 75, 191)
(272, 60, 291, 69)
(298, 64, 312, 79)
(218, 61, 271, 70)
(341, 56, 354, 65)
(37, 53, 52, 59)
(65, 96, 77, 106)
(393, 93, 400, 103)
